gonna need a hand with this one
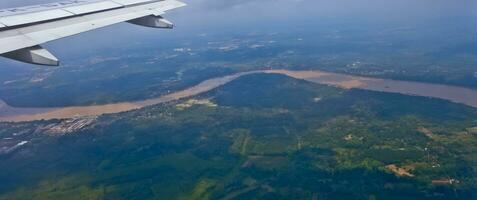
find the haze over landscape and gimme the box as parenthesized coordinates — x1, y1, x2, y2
(0, 0, 477, 199)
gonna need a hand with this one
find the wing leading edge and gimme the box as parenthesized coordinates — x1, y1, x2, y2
(0, 0, 186, 66)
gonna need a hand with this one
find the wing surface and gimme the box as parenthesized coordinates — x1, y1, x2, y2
(0, 0, 186, 65)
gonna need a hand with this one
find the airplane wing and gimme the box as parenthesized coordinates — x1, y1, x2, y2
(0, 0, 186, 66)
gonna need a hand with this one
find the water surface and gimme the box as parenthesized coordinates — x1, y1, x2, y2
(2, 70, 477, 122)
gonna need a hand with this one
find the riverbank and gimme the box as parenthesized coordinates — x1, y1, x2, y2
(2, 69, 477, 122)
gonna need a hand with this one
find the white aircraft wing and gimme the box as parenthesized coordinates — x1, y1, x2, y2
(0, 0, 186, 66)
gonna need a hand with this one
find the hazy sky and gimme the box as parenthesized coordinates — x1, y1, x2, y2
(1, 0, 476, 40)
(0, 0, 476, 65)
(2, 0, 476, 25)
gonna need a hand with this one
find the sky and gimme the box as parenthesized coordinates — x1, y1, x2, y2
(0, 0, 476, 65)
(2, 0, 476, 29)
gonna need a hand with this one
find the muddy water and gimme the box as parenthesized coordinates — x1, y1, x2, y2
(0, 71, 257, 122)
(267, 70, 477, 108)
(1, 70, 477, 122)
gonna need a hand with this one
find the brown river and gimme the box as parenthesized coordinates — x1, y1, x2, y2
(1, 69, 477, 122)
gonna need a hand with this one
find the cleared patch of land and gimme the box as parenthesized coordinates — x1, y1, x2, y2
(386, 164, 415, 177)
